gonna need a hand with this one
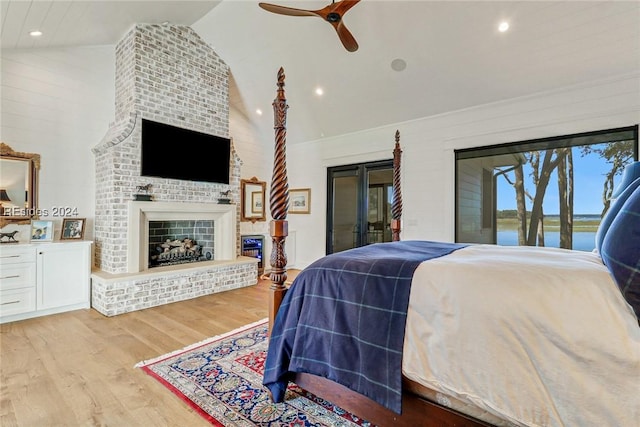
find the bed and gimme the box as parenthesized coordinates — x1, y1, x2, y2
(261, 68, 640, 426)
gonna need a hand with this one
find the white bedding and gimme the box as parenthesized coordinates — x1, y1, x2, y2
(402, 244, 640, 427)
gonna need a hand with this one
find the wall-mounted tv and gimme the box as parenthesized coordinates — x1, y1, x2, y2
(141, 118, 230, 184)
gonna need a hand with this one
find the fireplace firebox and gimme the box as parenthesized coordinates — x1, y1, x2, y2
(148, 219, 214, 268)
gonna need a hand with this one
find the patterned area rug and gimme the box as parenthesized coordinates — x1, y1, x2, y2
(136, 319, 373, 426)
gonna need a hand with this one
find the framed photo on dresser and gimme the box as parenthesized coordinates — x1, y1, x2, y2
(61, 218, 86, 240)
(30, 220, 53, 242)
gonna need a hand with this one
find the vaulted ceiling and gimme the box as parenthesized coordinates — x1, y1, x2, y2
(0, 1, 221, 48)
(2, 1, 639, 143)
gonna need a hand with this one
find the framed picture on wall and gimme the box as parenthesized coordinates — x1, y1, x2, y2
(289, 188, 311, 214)
(61, 218, 86, 240)
(251, 191, 263, 214)
(30, 220, 54, 242)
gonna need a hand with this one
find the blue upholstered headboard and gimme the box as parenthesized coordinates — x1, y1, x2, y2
(598, 162, 640, 321)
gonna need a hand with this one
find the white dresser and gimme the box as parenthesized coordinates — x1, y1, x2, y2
(0, 241, 92, 324)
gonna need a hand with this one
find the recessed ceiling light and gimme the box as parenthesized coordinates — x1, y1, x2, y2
(391, 58, 407, 72)
(256, 109, 263, 116)
(29, 30, 43, 37)
(315, 87, 324, 96)
(498, 22, 510, 32)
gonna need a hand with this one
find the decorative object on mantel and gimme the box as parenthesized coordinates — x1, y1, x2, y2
(218, 189, 232, 204)
(134, 183, 153, 201)
(0, 230, 19, 244)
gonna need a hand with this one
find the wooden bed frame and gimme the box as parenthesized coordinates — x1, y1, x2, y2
(266, 68, 493, 427)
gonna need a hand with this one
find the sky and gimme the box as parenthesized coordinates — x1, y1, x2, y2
(496, 147, 630, 215)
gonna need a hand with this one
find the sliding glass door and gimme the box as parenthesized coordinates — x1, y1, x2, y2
(327, 160, 393, 254)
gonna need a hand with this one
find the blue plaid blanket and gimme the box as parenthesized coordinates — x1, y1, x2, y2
(263, 240, 467, 414)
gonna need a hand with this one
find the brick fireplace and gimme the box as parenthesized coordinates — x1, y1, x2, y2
(91, 24, 256, 316)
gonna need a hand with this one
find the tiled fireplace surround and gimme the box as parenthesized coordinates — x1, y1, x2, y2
(90, 24, 257, 316)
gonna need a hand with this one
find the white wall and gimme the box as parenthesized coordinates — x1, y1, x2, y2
(1, 46, 115, 241)
(230, 93, 273, 239)
(284, 73, 640, 268)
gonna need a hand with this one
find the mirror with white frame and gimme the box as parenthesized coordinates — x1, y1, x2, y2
(241, 177, 266, 223)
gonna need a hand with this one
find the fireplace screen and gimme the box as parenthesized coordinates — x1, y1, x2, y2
(148, 220, 214, 267)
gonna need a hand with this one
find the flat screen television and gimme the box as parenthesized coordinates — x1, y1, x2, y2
(140, 118, 231, 184)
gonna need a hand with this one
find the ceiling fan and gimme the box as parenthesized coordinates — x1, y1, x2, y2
(258, 0, 361, 52)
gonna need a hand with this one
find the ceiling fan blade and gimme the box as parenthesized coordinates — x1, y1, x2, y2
(258, 3, 319, 17)
(332, 21, 359, 52)
(330, 0, 360, 17)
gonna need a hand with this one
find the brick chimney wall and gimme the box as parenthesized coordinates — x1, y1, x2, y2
(93, 24, 239, 274)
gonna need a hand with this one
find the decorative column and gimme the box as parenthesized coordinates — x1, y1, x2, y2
(391, 130, 403, 241)
(269, 68, 290, 334)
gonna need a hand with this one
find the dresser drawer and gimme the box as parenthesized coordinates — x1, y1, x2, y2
(0, 246, 36, 265)
(0, 288, 36, 317)
(0, 263, 36, 291)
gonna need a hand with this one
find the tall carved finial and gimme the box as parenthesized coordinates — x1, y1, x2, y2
(270, 67, 290, 220)
(269, 67, 290, 334)
(391, 130, 403, 241)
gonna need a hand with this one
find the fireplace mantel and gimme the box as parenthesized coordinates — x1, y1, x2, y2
(127, 201, 236, 273)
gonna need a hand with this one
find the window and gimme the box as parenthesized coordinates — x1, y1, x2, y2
(455, 126, 638, 251)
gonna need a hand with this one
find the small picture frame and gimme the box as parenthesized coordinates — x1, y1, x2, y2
(61, 218, 85, 240)
(30, 220, 54, 242)
(251, 191, 263, 214)
(289, 188, 311, 214)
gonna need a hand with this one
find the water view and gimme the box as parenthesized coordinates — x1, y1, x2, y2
(497, 231, 596, 252)
(496, 214, 600, 252)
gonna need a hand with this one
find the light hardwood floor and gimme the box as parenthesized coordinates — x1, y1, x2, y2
(1, 279, 270, 427)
